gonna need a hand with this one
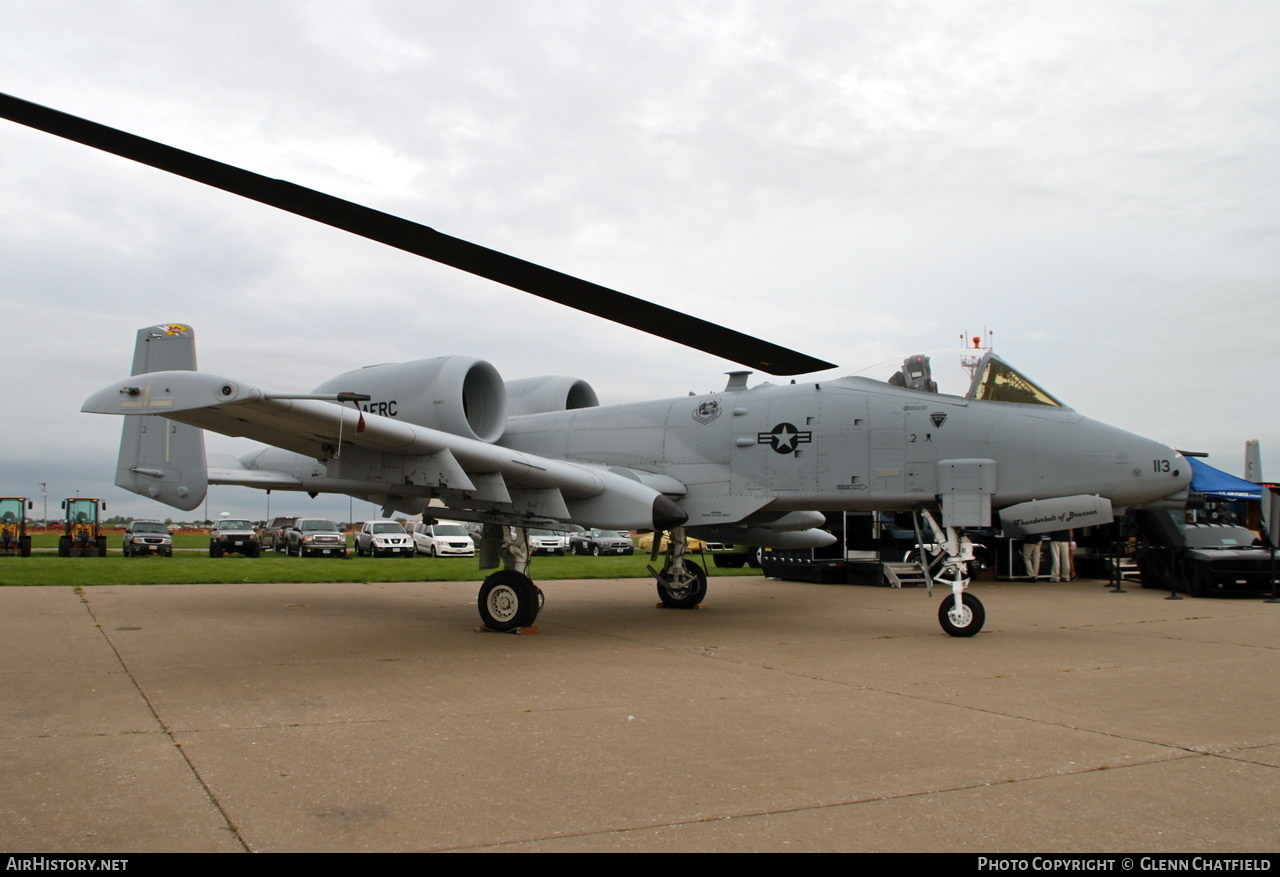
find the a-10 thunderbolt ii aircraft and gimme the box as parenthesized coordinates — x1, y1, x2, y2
(2, 94, 1192, 635)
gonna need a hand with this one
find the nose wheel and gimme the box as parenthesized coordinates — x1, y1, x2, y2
(938, 592, 985, 637)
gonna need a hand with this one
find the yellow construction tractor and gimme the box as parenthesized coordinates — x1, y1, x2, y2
(59, 497, 108, 557)
(0, 497, 33, 557)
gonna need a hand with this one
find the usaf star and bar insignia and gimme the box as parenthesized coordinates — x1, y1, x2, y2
(758, 422, 812, 455)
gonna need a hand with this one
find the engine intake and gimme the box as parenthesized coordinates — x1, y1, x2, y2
(312, 356, 507, 443)
(505, 375, 599, 417)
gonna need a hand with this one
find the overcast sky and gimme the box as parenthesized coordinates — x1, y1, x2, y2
(1, 0, 1277, 522)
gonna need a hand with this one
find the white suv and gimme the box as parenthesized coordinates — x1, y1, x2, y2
(355, 520, 415, 557)
(529, 528, 569, 556)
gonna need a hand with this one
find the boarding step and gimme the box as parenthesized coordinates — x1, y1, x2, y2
(882, 561, 930, 588)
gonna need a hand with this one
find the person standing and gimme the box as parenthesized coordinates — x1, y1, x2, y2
(1048, 529, 1073, 582)
(1022, 536, 1044, 580)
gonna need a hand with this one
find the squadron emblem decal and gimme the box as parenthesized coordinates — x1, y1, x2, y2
(692, 399, 722, 425)
(757, 422, 812, 454)
(930, 412, 947, 428)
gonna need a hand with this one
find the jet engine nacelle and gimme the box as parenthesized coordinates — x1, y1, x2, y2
(312, 356, 508, 443)
(505, 375, 600, 417)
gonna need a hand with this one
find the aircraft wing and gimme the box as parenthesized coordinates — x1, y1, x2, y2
(84, 370, 688, 530)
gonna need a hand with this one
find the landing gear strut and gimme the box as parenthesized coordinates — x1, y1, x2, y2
(649, 527, 707, 608)
(918, 510, 986, 637)
(475, 525, 544, 632)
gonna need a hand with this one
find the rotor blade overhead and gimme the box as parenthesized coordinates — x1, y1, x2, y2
(0, 93, 836, 376)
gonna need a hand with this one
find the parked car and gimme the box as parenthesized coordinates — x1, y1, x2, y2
(286, 519, 348, 557)
(259, 516, 298, 553)
(356, 520, 415, 557)
(122, 520, 172, 557)
(528, 528, 569, 556)
(705, 543, 763, 568)
(209, 518, 259, 557)
(570, 528, 634, 556)
(1137, 521, 1277, 597)
(410, 521, 475, 557)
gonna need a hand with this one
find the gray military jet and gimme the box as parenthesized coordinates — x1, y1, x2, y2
(2, 94, 1192, 635)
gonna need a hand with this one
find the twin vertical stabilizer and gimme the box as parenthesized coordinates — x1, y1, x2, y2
(114, 324, 208, 511)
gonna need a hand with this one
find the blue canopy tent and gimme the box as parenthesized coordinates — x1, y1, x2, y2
(1187, 457, 1262, 501)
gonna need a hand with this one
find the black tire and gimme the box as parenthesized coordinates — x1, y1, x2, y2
(58, 537, 71, 557)
(477, 570, 540, 631)
(712, 555, 744, 569)
(656, 561, 707, 609)
(19, 536, 31, 558)
(1185, 567, 1208, 598)
(209, 546, 220, 558)
(592, 545, 602, 557)
(747, 547, 763, 568)
(938, 592, 985, 637)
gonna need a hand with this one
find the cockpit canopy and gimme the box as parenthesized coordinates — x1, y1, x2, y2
(864, 348, 1065, 408)
(967, 354, 1063, 407)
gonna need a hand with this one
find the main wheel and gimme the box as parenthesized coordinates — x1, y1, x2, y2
(656, 560, 707, 609)
(592, 545, 602, 556)
(938, 592, 985, 637)
(477, 570, 540, 631)
(1184, 567, 1209, 598)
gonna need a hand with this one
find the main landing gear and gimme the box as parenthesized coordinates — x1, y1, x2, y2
(475, 525, 544, 632)
(917, 510, 986, 638)
(478, 569, 544, 631)
(648, 527, 707, 609)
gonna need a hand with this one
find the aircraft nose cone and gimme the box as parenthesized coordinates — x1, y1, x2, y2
(1127, 438, 1192, 508)
(1166, 448, 1193, 496)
